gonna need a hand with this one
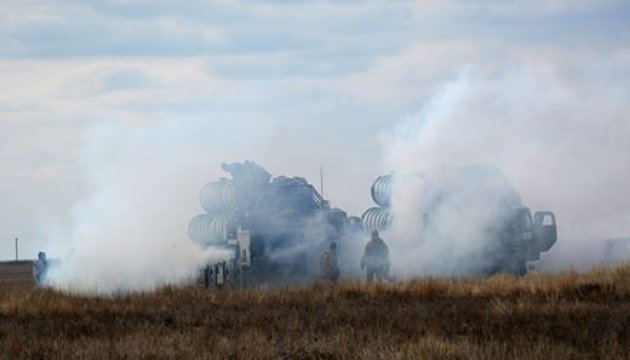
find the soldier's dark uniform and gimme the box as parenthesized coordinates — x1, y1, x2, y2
(361, 231, 390, 283)
(319, 243, 340, 283)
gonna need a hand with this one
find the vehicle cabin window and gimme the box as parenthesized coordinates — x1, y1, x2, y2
(542, 214, 554, 226)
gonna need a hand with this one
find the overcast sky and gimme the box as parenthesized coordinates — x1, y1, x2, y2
(1, 0, 629, 260)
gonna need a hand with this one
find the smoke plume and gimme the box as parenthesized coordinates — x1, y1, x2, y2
(381, 64, 630, 276)
(43, 61, 629, 293)
(43, 121, 236, 294)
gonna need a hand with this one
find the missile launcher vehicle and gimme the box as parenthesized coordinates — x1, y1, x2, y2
(188, 161, 359, 286)
(190, 162, 558, 285)
(361, 165, 557, 275)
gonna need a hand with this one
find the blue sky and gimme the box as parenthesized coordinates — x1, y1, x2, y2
(0, 0, 629, 260)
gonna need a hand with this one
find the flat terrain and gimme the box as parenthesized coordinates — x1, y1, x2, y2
(0, 261, 35, 291)
(0, 265, 628, 359)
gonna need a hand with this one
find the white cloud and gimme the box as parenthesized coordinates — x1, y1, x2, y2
(0, 0, 628, 268)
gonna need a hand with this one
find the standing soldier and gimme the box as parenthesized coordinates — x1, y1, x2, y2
(32, 251, 48, 284)
(319, 242, 340, 284)
(361, 230, 390, 283)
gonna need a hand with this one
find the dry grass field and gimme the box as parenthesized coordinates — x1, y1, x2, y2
(0, 264, 628, 359)
(0, 261, 35, 291)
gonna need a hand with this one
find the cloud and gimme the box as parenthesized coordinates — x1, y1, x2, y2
(0, 0, 628, 267)
(0, 0, 413, 58)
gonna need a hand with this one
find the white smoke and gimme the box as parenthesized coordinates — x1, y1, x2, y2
(384, 167, 520, 276)
(40, 61, 630, 292)
(381, 63, 630, 276)
(43, 121, 236, 295)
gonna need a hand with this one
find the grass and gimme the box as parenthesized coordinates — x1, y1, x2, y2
(0, 264, 628, 359)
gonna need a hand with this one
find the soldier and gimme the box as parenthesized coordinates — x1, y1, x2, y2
(32, 251, 47, 283)
(361, 230, 390, 283)
(319, 242, 340, 283)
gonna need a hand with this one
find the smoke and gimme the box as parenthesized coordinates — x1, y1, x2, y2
(383, 167, 522, 276)
(300, 211, 366, 281)
(263, 211, 340, 281)
(40, 60, 630, 292)
(381, 63, 630, 276)
(43, 121, 238, 295)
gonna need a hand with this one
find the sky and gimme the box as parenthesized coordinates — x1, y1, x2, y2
(1, 0, 629, 263)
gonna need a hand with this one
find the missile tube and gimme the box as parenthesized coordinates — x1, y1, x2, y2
(371, 175, 393, 208)
(199, 180, 237, 212)
(188, 214, 231, 246)
(361, 207, 393, 234)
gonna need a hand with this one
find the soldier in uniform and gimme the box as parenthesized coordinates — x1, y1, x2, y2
(32, 251, 48, 283)
(361, 230, 390, 283)
(319, 242, 340, 283)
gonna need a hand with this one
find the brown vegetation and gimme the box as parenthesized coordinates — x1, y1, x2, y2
(0, 261, 35, 291)
(0, 265, 628, 359)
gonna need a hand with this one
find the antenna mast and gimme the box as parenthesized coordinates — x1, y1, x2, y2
(320, 166, 324, 197)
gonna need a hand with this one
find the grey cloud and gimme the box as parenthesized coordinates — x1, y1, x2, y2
(206, 53, 373, 79)
(1, 0, 414, 59)
(62, 67, 158, 95)
(400, 0, 630, 49)
(98, 68, 156, 91)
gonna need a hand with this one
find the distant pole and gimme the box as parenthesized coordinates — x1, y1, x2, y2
(320, 166, 324, 197)
(14, 237, 18, 262)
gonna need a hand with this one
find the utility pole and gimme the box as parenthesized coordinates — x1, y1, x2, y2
(14, 237, 18, 262)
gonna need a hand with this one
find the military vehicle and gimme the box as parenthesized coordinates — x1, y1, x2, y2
(361, 165, 557, 275)
(188, 161, 358, 287)
(190, 163, 557, 285)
